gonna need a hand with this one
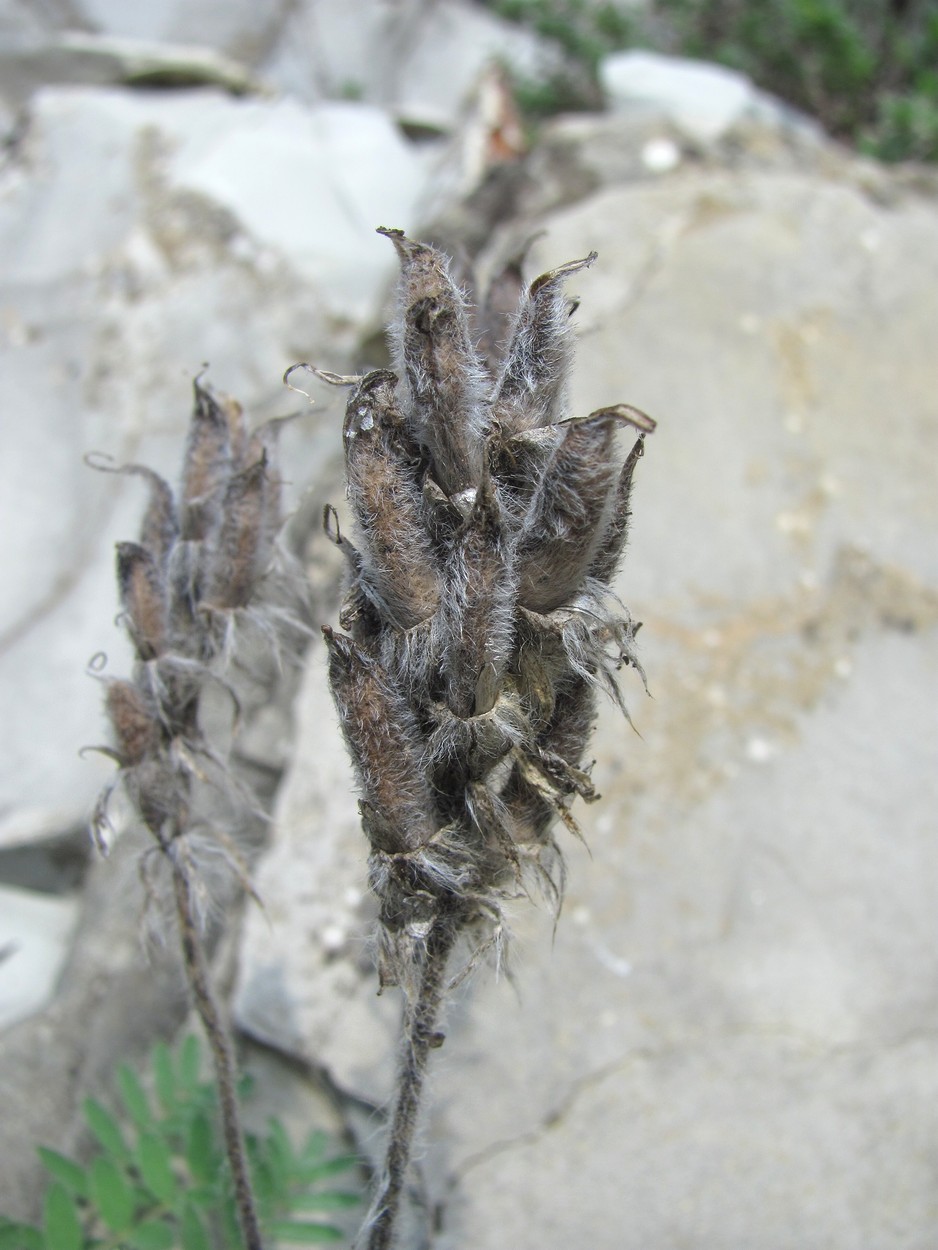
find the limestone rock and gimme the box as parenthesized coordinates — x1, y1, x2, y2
(0, 32, 259, 116)
(258, 0, 544, 132)
(65, 0, 289, 67)
(600, 50, 758, 143)
(0, 885, 80, 1030)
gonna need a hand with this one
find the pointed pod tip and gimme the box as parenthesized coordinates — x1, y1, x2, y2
(376, 225, 430, 264)
(529, 251, 600, 297)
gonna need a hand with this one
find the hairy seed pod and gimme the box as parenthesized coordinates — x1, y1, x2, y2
(516, 411, 621, 613)
(589, 433, 645, 585)
(343, 370, 441, 629)
(379, 227, 488, 497)
(438, 476, 516, 719)
(105, 678, 159, 766)
(131, 465, 179, 566)
(323, 626, 439, 855)
(180, 379, 234, 539)
(493, 253, 596, 435)
(116, 541, 169, 660)
(207, 455, 273, 610)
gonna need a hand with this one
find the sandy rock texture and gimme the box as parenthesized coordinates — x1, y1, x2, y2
(236, 120, 938, 1249)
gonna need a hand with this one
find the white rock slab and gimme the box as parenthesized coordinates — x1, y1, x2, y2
(68, 0, 288, 63)
(0, 885, 80, 1031)
(260, 0, 543, 131)
(163, 95, 429, 315)
(600, 50, 756, 143)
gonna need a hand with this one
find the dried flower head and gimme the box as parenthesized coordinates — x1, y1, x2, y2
(324, 229, 653, 998)
(322, 229, 653, 1250)
(89, 375, 300, 867)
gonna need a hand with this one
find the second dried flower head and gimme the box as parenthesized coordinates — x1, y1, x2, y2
(323, 228, 654, 993)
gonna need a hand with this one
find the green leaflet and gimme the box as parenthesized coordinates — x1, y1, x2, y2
(36, 1148, 88, 1199)
(90, 1155, 135, 1233)
(43, 1183, 82, 1250)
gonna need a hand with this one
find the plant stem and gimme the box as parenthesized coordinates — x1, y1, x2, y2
(365, 920, 460, 1250)
(169, 844, 264, 1250)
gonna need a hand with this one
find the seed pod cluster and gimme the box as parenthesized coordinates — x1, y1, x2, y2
(324, 229, 654, 992)
(93, 378, 294, 852)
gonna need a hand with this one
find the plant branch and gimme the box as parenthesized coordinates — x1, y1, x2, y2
(169, 842, 264, 1250)
(365, 919, 461, 1250)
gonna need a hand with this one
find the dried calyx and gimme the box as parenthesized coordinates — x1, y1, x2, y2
(323, 228, 655, 995)
(92, 376, 298, 858)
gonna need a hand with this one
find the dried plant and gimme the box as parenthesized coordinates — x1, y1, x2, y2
(89, 377, 302, 1250)
(318, 228, 655, 1249)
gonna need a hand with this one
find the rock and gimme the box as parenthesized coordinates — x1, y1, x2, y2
(0, 32, 259, 116)
(0, 885, 80, 1030)
(233, 638, 401, 1106)
(258, 0, 544, 132)
(66, 0, 289, 67)
(600, 49, 758, 143)
(237, 139, 938, 1248)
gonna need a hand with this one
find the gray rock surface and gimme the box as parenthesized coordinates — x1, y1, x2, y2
(235, 140, 938, 1247)
(0, 884, 79, 1029)
(600, 49, 757, 142)
(258, 0, 543, 131)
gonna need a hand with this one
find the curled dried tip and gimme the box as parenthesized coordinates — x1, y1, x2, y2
(576, 402, 657, 435)
(323, 503, 350, 553)
(529, 251, 598, 297)
(283, 362, 362, 395)
(84, 451, 121, 475)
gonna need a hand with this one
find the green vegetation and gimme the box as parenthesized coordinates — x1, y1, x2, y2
(490, 0, 938, 161)
(0, 1036, 361, 1250)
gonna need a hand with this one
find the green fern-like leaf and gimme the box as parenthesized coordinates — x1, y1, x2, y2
(1, 1034, 363, 1248)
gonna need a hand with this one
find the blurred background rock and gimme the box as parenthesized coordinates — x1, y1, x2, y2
(0, 1, 935, 1246)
